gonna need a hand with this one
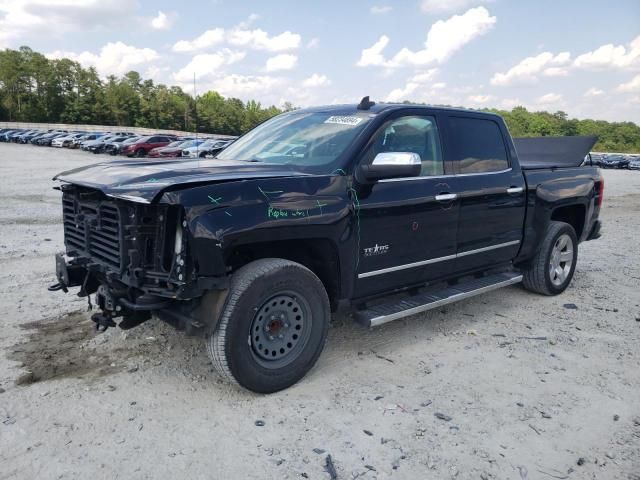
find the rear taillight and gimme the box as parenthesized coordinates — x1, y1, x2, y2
(596, 179, 604, 208)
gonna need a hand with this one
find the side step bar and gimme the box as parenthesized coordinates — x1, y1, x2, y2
(354, 272, 523, 328)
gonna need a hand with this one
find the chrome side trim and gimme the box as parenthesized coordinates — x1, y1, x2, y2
(455, 240, 521, 258)
(358, 240, 520, 279)
(358, 253, 457, 279)
(368, 275, 523, 326)
(507, 186, 524, 194)
(378, 168, 513, 183)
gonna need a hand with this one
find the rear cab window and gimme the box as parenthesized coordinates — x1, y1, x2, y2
(448, 116, 509, 174)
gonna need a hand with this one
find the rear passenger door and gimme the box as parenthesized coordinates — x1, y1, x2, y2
(443, 115, 525, 273)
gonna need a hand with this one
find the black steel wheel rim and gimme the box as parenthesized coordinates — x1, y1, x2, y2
(249, 291, 312, 369)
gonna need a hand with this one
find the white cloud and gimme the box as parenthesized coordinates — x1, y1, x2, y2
(467, 94, 494, 104)
(370, 5, 392, 15)
(357, 7, 496, 68)
(536, 93, 563, 104)
(356, 35, 390, 67)
(172, 28, 225, 52)
(265, 53, 297, 72)
(172, 16, 301, 54)
(209, 74, 283, 97)
(173, 50, 245, 82)
(490, 52, 571, 86)
(0, 0, 136, 47)
(46, 42, 159, 77)
(574, 36, 640, 70)
(420, 0, 493, 14)
(228, 27, 301, 52)
(617, 74, 640, 92)
(491, 35, 640, 87)
(306, 37, 320, 49)
(302, 73, 331, 87)
(385, 69, 439, 101)
(150, 10, 174, 30)
(584, 87, 604, 97)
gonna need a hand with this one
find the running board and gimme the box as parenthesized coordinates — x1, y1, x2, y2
(354, 272, 523, 328)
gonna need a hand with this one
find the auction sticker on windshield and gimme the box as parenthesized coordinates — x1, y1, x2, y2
(324, 116, 364, 126)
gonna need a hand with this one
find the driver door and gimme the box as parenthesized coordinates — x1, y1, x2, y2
(353, 112, 459, 298)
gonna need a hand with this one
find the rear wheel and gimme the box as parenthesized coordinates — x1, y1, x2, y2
(135, 148, 145, 158)
(206, 258, 330, 393)
(522, 221, 578, 295)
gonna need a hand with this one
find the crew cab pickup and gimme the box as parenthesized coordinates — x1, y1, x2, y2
(50, 99, 604, 392)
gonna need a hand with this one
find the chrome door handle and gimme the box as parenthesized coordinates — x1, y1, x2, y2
(435, 193, 457, 202)
(507, 186, 524, 194)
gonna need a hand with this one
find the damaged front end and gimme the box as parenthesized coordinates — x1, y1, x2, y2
(49, 184, 226, 334)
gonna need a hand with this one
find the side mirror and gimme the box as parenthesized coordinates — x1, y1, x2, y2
(359, 152, 421, 181)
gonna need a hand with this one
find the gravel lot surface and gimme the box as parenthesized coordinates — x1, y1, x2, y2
(1, 143, 639, 480)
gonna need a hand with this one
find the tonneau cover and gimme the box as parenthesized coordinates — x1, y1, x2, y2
(513, 135, 598, 169)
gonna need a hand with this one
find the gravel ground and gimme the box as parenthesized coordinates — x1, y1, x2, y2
(0, 143, 639, 480)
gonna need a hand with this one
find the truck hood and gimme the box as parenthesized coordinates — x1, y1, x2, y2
(54, 158, 311, 203)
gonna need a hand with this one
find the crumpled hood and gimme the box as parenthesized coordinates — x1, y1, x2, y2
(54, 158, 310, 203)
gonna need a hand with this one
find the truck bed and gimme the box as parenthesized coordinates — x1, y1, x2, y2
(514, 135, 598, 170)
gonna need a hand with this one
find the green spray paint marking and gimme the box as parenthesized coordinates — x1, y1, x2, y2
(348, 187, 361, 269)
(258, 186, 284, 202)
(208, 195, 223, 205)
(316, 200, 327, 216)
(267, 206, 308, 219)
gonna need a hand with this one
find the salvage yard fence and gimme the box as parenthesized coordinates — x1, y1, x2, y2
(0, 122, 236, 140)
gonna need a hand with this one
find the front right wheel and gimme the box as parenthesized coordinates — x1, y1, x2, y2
(522, 221, 578, 295)
(206, 258, 331, 393)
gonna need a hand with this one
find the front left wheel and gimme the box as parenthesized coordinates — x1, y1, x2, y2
(206, 258, 331, 393)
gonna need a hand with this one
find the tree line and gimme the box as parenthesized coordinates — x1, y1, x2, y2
(1, 46, 639, 152)
(0, 46, 282, 136)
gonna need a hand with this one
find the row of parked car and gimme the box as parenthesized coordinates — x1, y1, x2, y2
(0, 128, 236, 159)
(589, 153, 640, 170)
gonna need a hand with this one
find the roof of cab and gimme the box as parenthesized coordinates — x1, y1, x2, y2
(294, 102, 503, 120)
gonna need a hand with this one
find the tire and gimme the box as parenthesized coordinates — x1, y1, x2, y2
(522, 221, 578, 295)
(135, 149, 145, 158)
(207, 258, 330, 393)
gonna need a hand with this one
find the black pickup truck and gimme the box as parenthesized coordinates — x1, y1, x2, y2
(50, 99, 604, 392)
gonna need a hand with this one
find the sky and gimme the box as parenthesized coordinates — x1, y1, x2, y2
(1, 0, 639, 123)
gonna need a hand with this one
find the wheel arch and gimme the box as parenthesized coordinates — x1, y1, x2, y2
(550, 203, 587, 240)
(224, 238, 342, 310)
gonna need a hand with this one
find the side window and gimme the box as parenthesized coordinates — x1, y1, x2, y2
(363, 115, 443, 176)
(448, 117, 509, 174)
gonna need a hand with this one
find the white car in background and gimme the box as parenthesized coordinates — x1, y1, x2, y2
(52, 133, 86, 147)
(181, 139, 232, 158)
(180, 139, 212, 158)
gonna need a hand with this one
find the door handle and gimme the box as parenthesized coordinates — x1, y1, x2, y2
(507, 186, 524, 194)
(435, 193, 457, 202)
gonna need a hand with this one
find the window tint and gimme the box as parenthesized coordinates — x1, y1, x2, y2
(448, 117, 509, 174)
(363, 116, 443, 176)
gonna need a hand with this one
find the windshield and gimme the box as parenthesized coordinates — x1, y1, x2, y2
(216, 111, 374, 172)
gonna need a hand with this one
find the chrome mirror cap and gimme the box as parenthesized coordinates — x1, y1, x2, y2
(372, 152, 421, 166)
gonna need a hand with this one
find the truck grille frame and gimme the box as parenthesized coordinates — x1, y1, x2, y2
(60, 185, 186, 296)
(62, 192, 123, 269)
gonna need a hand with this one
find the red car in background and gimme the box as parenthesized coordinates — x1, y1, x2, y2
(147, 140, 194, 158)
(122, 135, 176, 157)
